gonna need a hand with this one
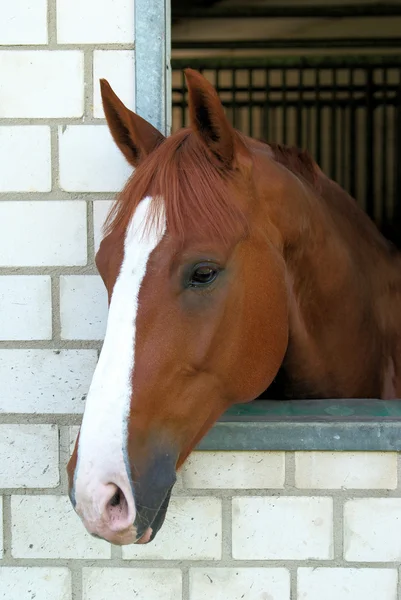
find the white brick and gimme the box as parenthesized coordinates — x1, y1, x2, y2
(295, 451, 398, 490)
(59, 126, 132, 192)
(83, 568, 181, 600)
(0, 0, 47, 45)
(183, 451, 285, 489)
(0, 51, 83, 118)
(57, 0, 134, 43)
(190, 568, 290, 600)
(93, 51, 135, 118)
(0, 498, 3, 558)
(344, 498, 401, 561)
(0, 276, 51, 341)
(0, 201, 87, 267)
(60, 276, 108, 340)
(11, 495, 110, 558)
(297, 568, 398, 600)
(0, 126, 50, 192)
(0, 425, 59, 488)
(0, 349, 97, 413)
(69, 425, 80, 457)
(232, 497, 333, 560)
(0, 568, 72, 600)
(123, 497, 222, 560)
(93, 200, 114, 252)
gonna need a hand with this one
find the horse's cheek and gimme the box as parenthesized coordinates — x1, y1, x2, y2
(230, 247, 289, 402)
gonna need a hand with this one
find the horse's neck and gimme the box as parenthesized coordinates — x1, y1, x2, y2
(274, 173, 401, 399)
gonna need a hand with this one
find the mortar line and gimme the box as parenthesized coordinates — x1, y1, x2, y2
(290, 565, 297, 600)
(47, 0, 57, 49)
(50, 125, 60, 192)
(332, 494, 343, 561)
(58, 426, 70, 495)
(70, 563, 83, 600)
(84, 50, 94, 120)
(285, 451, 296, 489)
(51, 274, 62, 342)
(2, 495, 12, 560)
(87, 201, 96, 268)
(221, 496, 232, 560)
(182, 565, 189, 600)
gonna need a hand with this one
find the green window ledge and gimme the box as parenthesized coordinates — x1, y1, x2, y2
(198, 400, 401, 451)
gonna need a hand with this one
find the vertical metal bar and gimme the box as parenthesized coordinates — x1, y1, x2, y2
(330, 67, 337, 180)
(232, 68, 238, 128)
(248, 68, 254, 136)
(315, 68, 322, 165)
(181, 69, 186, 128)
(349, 68, 357, 198)
(134, 0, 171, 135)
(340, 104, 347, 188)
(282, 68, 288, 143)
(395, 68, 401, 222)
(381, 68, 388, 223)
(264, 68, 270, 141)
(365, 67, 375, 219)
(297, 67, 304, 148)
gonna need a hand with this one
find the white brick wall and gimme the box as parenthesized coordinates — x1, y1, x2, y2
(295, 451, 398, 489)
(0, 202, 87, 267)
(0, 1, 48, 45)
(190, 568, 291, 600)
(344, 498, 401, 561)
(0, 567, 72, 600)
(123, 497, 222, 560)
(182, 451, 285, 489)
(1, 3, 400, 600)
(297, 568, 398, 600)
(83, 568, 182, 600)
(0, 425, 59, 488)
(0, 51, 84, 118)
(0, 276, 52, 340)
(0, 349, 98, 413)
(60, 276, 108, 340)
(59, 126, 132, 192)
(93, 51, 135, 118)
(56, 0, 135, 44)
(232, 496, 333, 560)
(12, 495, 110, 558)
(0, 127, 51, 192)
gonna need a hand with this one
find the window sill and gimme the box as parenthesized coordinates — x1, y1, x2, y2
(198, 400, 401, 451)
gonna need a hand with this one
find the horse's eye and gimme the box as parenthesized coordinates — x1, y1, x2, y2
(189, 264, 219, 287)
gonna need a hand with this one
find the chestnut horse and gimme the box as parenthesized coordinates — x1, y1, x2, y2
(67, 69, 401, 546)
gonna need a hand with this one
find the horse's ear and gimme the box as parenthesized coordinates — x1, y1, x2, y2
(100, 79, 165, 167)
(185, 68, 235, 167)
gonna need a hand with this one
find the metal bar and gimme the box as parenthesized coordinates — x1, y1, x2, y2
(172, 55, 401, 71)
(173, 3, 401, 20)
(330, 68, 337, 180)
(349, 69, 357, 198)
(315, 68, 321, 165)
(381, 68, 388, 223)
(248, 68, 254, 136)
(395, 70, 401, 220)
(135, 0, 171, 135)
(366, 68, 375, 218)
(172, 38, 401, 50)
(297, 69, 304, 148)
(282, 69, 288, 144)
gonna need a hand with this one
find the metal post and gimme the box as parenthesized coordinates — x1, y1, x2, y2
(134, 0, 171, 136)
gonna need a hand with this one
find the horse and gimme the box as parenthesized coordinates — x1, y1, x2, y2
(67, 68, 401, 546)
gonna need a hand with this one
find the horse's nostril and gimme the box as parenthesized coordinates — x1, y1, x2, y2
(109, 489, 121, 507)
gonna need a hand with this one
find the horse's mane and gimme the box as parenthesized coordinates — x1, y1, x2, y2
(104, 128, 248, 244)
(268, 142, 320, 190)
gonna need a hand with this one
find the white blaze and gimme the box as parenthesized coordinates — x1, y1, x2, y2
(73, 196, 165, 524)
